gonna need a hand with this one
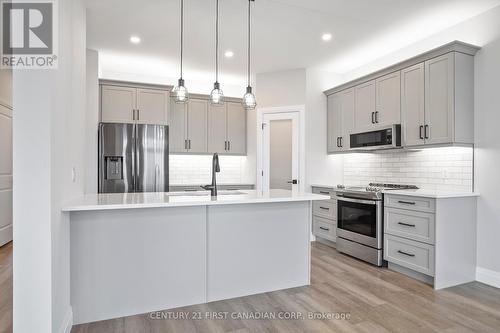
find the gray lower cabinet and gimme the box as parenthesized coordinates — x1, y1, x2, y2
(208, 101, 247, 155)
(311, 186, 337, 243)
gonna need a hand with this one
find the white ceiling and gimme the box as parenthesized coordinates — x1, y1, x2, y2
(86, 0, 500, 84)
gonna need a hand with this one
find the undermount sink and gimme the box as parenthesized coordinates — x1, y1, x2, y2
(166, 190, 246, 197)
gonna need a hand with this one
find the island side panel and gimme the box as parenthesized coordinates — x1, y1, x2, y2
(207, 201, 310, 302)
(70, 206, 207, 325)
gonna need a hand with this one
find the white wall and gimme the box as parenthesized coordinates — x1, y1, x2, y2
(85, 49, 99, 194)
(256, 69, 306, 108)
(13, 0, 87, 332)
(337, 5, 500, 280)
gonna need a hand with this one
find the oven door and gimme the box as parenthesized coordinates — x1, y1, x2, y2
(337, 196, 383, 249)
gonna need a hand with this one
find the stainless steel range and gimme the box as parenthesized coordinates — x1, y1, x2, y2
(335, 183, 418, 266)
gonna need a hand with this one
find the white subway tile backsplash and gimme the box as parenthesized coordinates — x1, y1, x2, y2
(343, 147, 474, 192)
(169, 155, 248, 185)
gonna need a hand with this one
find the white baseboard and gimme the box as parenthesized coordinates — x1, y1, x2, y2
(476, 267, 500, 289)
(0, 224, 13, 247)
(58, 307, 73, 333)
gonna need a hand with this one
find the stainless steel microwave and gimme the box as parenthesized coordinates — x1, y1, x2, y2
(350, 125, 402, 150)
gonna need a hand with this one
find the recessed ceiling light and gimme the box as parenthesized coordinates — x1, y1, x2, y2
(224, 50, 234, 58)
(129, 35, 141, 44)
(322, 33, 332, 42)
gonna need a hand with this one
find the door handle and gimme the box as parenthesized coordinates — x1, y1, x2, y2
(419, 125, 424, 140)
(287, 179, 298, 185)
(424, 125, 429, 139)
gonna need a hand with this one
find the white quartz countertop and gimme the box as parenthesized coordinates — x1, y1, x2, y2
(311, 184, 479, 199)
(62, 189, 329, 212)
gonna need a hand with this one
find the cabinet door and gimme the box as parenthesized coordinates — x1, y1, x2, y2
(186, 99, 208, 153)
(226, 102, 247, 154)
(402, 64, 425, 146)
(376, 72, 401, 126)
(340, 88, 355, 150)
(354, 80, 376, 131)
(327, 94, 341, 153)
(136, 88, 168, 125)
(169, 101, 187, 153)
(425, 53, 454, 145)
(208, 103, 227, 153)
(101, 85, 136, 123)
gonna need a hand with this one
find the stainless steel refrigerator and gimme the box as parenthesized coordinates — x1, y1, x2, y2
(98, 123, 169, 193)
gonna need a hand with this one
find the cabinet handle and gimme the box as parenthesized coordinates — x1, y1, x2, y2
(340, 137, 343, 148)
(224, 141, 227, 151)
(319, 191, 330, 195)
(424, 125, 429, 139)
(371, 112, 375, 124)
(375, 111, 379, 124)
(398, 200, 416, 205)
(137, 109, 140, 121)
(132, 109, 135, 120)
(398, 222, 416, 227)
(419, 125, 424, 140)
(188, 140, 191, 150)
(319, 227, 330, 231)
(184, 139, 188, 150)
(319, 207, 330, 210)
(397, 250, 415, 257)
(227, 141, 230, 151)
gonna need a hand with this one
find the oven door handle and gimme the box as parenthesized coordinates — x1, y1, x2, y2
(337, 196, 379, 205)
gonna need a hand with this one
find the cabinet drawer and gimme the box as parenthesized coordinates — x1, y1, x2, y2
(313, 200, 336, 220)
(385, 208, 435, 244)
(384, 195, 435, 213)
(384, 235, 435, 276)
(312, 217, 336, 242)
(312, 187, 336, 198)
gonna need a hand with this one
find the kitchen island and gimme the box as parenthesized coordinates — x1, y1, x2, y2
(63, 190, 329, 325)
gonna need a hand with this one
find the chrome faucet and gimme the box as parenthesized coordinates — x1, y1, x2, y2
(201, 153, 220, 196)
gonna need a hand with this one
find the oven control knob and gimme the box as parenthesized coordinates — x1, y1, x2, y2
(337, 184, 345, 189)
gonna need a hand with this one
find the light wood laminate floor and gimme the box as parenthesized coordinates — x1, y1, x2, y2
(71, 241, 500, 333)
(0, 242, 12, 333)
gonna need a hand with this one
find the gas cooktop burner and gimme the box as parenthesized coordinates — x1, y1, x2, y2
(336, 183, 419, 200)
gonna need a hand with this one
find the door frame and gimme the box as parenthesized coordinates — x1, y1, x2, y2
(256, 105, 306, 192)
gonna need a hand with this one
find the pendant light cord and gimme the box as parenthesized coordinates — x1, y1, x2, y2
(180, 0, 184, 80)
(247, 0, 251, 87)
(215, 0, 219, 83)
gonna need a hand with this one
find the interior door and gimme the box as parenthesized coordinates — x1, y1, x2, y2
(0, 103, 12, 246)
(169, 101, 187, 153)
(101, 85, 136, 123)
(136, 88, 168, 125)
(135, 125, 169, 192)
(376, 72, 401, 127)
(354, 80, 376, 131)
(262, 112, 300, 192)
(208, 103, 227, 153)
(187, 99, 208, 153)
(402, 63, 425, 146)
(425, 53, 454, 145)
(226, 102, 247, 154)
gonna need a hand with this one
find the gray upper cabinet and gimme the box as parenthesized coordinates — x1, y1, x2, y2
(170, 98, 208, 154)
(100, 83, 169, 125)
(325, 41, 479, 151)
(101, 85, 137, 123)
(327, 88, 354, 153)
(402, 52, 475, 147)
(402, 63, 425, 146)
(208, 101, 247, 155)
(376, 71, 401, 127)
(187, 99, 208, 153)
(226, 102, 247, 155)
(354, 80, 376, 131)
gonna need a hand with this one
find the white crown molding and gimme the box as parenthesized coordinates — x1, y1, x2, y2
(476, 267, 500, 289)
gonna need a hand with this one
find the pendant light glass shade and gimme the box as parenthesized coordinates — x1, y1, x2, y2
(172, 0, 189, 104)
(210, 0, 224, 105)
(242, 0, 256, 110)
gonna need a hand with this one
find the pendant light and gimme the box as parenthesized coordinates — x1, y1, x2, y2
(171, 0, 189, 103)
(210, 0, 224, 105)
(242, 0, 257, 110)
